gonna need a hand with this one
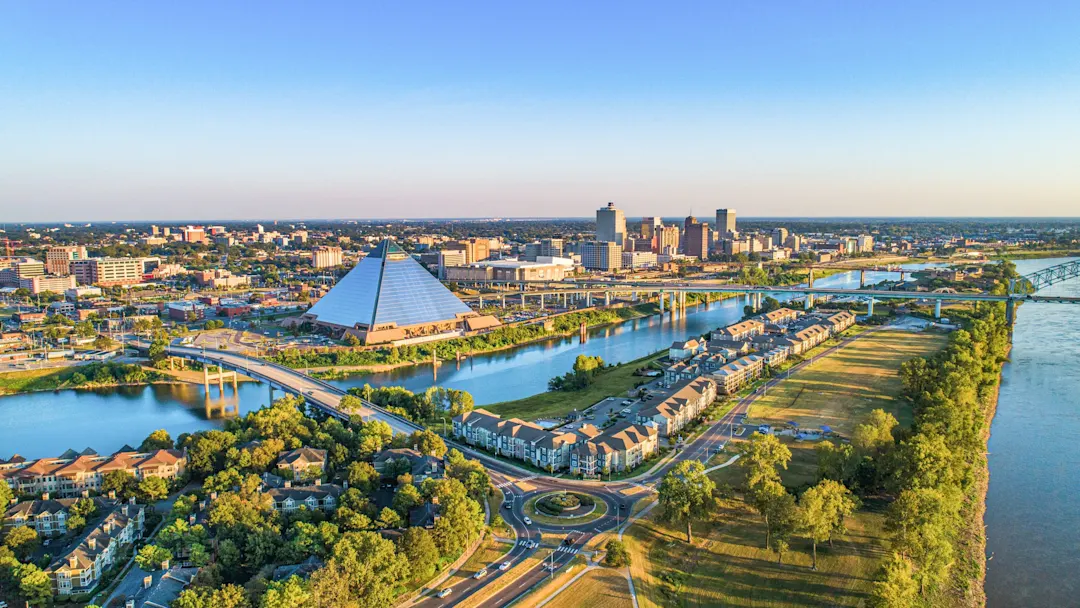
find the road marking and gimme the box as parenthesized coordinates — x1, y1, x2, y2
(555, 546, 580, 554)
(496, 474, 538, 489)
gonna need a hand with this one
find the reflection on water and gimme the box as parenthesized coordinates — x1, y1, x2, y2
(0, 264, 942, 459)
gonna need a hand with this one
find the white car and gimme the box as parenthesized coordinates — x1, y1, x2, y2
(523, 516, 532, 525)
(474, 568, 488, 579)
(499, 561, 511, 571)
(437, 588, 452, 598)
(528, 541, 538, 549)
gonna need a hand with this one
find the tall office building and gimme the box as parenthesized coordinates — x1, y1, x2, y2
(539, 238, 564, 258)
(683, 215, 699, 236)
(716, 209, 736, 237)
(641, 217, 662, 241)
(772, 228, 789, 247)
(446, 238, 490, 264)
(657, 226, 681, 255)
(685, 223, 711, 260)
(581, 241, 623, 271)
(45, 245, 88, 275)
(596, 202, 626, 246)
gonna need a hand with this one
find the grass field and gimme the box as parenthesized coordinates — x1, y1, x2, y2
(624, 499, 890, 607)
(0, 366, 79, 394)
(487, 351, 665, 420)
(515, 555, 590, 608)
(550, 567, 634, 608)
(746, 330, 947, 437)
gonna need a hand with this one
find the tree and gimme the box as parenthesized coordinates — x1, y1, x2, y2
(376, 507, 402, 530)
(603, 539, 631, 567)
(815, 441, 856, 484)
(15, 562, 52, 607)
(318, 531, 409, 608)
(0, 481, 11, 508)
(397, 527, 440, 582)
(658, 460, 716, 543)
(739, 432, 792, 489)
(748, 479, 794, 550)
(410, 429, 448, 458)
(261, 575, 313, 608)
(347, 461, 380, 494)
(852, 409, 899, 454)
(102, 469, 136, 498)
(135, 544, 174, 570)
(868, 553, 919, 608)
(799, 480, 859, 569)
(392, 484, 423, 517)
(139, 475, 170, 502)
(140, 428, 175, 451)
(4, 526, 39, 559)
(94, 334, 115, 350)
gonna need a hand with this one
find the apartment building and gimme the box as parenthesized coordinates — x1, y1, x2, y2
(717, 319, 766, 341)
(453, 409, 658, 474)
(3, 497, 112, 537)
(668, 338, 704, 361)
(581, 241, 623, 271)
(636, 378, 718, 438)
(20, 274, 77, 295)
(46, 246, 89, 275)
(276, 447, 327, 477)
(711, 354, 766, 395)
(311, 246, 343, 269)
(824, 311, 857, 333)
(46, 501, 145, 597)
(0, 449, 187, 498)
(758, 308, 801, 326)
(266, 483, 344, 513)
(373, 448, 442, 481)
(569, 422, 659, 477)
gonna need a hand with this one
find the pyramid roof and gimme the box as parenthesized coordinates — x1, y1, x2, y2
(304, 239, 472, 329)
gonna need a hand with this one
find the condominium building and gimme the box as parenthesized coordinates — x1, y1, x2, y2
(0, 449, 187, 498)
(4, 497, 112, 537)
(717, 319, 766, 341)
(596, 202, 627, 246)
(658, 226, 680, 255)
(581, 241, 623, 271)
(711, 354, 766, 394)
(46, 501, 145, 597)
(311, 246, 344, 269)
(636, 378, 718, 437)
(569, 422, 659, 477)
(266, 483, 343, 513)
(46, 246, 88, 275)
(70, 257, 145, 286)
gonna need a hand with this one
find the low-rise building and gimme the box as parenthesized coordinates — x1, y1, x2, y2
(4, 497, 111, 537)
(46, 501, 145, 597)
(636, 378, 717, 437)
(569, 422, 659, 477)
(266, 483, 343, 513)
(373, 448, 442, 481)
(711, 354, 766, 394)
(757, 308, 800, 326)
(668, 338, 703, 361)
(0, 449, 187, 498)
(717, 319, 765, 341)
(277, 447, 328, 477)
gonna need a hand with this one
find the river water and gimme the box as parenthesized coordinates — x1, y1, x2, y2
(0, 260, 1075, 603)
(984, 257, 1080, 607)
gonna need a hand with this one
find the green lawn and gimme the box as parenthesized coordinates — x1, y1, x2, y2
(0, 366, 79, 394)
(625, 498, 890, 608)
(746, 330, 947, 437)
(487, 351, 665, 420)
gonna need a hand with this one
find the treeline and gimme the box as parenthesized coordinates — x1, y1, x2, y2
(343, 385, 474, 423)
(269, 307, 647, 369)
(548, 355, 608, 391)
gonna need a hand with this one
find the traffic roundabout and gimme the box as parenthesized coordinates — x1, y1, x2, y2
(523, 490, 609, 526)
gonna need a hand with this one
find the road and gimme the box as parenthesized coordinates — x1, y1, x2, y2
(164, 325, 887, 607)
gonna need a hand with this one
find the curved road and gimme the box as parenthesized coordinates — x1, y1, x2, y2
(163, 325, 887, 606)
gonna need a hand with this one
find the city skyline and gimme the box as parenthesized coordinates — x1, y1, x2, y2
(4, 1, 1080, 221)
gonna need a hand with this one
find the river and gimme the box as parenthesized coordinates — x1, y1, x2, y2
(0, 259, 1075, 603)
(984, 257, 1080, 607)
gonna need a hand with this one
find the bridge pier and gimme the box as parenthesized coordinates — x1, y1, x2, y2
(604, 292, 611, 306)
(1006, 299, 1016, 326)
(860, 269, 866, 288)
(586, 292, 593, 307)
(501, 295, 506, 308)
(934, 300, 942, 318)
(804, 294, 814, 310)
(808, 269, 814, 288)
(867, 297, 875, 316)
(203, 364, 236, 394)
(539, 293, 545, 310)
(659, 291, 665, 315)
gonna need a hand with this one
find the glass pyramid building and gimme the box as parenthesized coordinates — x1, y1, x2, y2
(303, 239, 485, 344)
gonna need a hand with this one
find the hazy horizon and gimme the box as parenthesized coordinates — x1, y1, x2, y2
(3, 1, 1079, 222)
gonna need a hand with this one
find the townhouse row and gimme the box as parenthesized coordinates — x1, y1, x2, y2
(45, 500, 146, 597)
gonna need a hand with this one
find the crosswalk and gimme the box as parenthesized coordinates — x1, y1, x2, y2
(496, 475, 538, 489)
(629, 481, 657, 493)
(555, 546, 580, 554)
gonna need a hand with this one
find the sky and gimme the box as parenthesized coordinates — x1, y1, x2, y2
(2, 1, 1079, 222)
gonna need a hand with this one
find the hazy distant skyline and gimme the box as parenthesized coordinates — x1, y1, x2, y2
(3, 1, 1079, 222)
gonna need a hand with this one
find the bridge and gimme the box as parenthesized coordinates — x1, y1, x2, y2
(149, 343, 424, 436)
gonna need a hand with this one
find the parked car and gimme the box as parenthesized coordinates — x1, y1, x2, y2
(621, 399, 634, 406)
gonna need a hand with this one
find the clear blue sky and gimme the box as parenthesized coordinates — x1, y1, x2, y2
(2, 1, 1079, 221)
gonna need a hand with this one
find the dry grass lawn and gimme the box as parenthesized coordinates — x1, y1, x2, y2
(548, 567, 634, 608)
(746, 330, 947, 436)
(445, 537, 512, 586)
(625, 499, 890, 607)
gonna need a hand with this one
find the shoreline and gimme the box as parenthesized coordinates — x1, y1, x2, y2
(0, 363, 256, 398)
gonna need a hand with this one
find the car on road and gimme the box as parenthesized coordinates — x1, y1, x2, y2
(499, 561, 511, 571)
(527, 540, 538, 549)
(473, 568, 488, 579)
(621, 399, 634, 406)
(437, 588, 453, 598)
(619, 503, 627, 510)
(523, 516, 532, 525)
(503, 501, 512, 509)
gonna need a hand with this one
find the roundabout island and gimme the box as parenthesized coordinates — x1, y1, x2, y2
(524, 490, 609, 526)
